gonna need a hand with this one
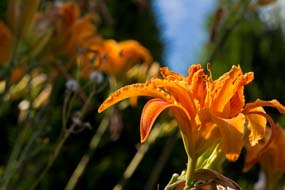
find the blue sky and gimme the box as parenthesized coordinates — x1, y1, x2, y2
(152, 1, 216, 74)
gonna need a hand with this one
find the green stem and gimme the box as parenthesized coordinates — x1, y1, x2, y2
(64, 114, 109, 190)
(0, 126, 27, 190)
(28, 124, 75, 190)
(29, 82, 96, 189)
(112, 124, 162, 190)
(184, 156, 197, 190)
(144, 130, 179, 190)
(266, 173, 281, 190)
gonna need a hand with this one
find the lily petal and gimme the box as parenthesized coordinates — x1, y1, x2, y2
(197, 108, 245, 161)
(187, 64, 203, 84)
(160, 67, 185, 81)
(245, 107, 267, 146)
(244, 99, 285, 114)
(140, 98, 193, 155)
(244, 124, 285, 179)
(140, 99, 169, 142)
(212, 113, 245, 161)
(212, 66, 254, 115)
(229, 86, 245, 117)
(98, 83, 174, 113)
(150, 78, 197, 119)
(210, 66, 242, 113)
(189, 68, 207, 108)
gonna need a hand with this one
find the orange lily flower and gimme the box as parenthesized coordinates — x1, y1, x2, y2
(78, 39, 152, 78)
(0, 22, 12, 65)
(98, 64, 285, 162)
(244, 124, 285, 189)
(48, 2, 97, 56)
(52, 1, 80, 51)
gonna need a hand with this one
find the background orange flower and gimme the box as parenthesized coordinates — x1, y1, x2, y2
(0, 22, 12, 65)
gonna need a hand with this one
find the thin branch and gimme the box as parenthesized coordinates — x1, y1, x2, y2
(144, 129, 179, 190)
(112, 124, 163, 190)
(64, 114, 109, 190)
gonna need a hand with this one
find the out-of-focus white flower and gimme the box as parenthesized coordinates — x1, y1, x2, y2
(89, 71, 104, 84)
(66, 79, 79, 91)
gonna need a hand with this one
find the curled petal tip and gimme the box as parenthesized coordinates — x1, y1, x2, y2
(140, 135, 147, 143)
(97, 105, 105, 113)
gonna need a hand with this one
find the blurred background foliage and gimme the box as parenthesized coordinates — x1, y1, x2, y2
(0, 0, 284, 190)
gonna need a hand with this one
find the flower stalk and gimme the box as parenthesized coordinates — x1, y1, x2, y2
(184, 156, 197, 190)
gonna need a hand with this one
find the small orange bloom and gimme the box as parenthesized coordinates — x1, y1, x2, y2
(49, 2, 97, 55)
(78, 39, 152, 78)
(59, 2, 80, 25)
(98, 64, 285, 161)
(0, 22, 13, 65)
